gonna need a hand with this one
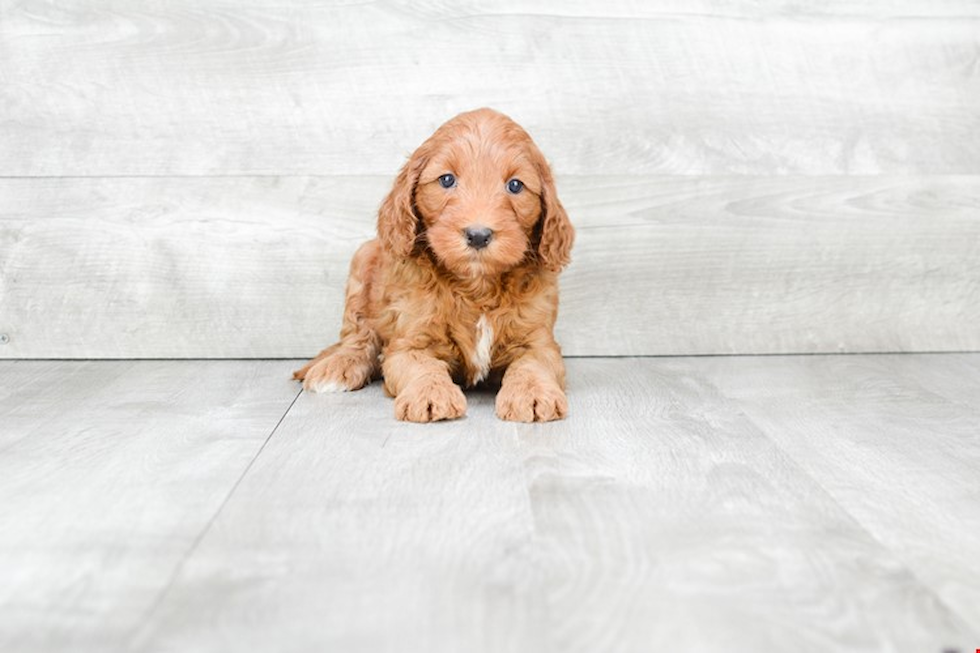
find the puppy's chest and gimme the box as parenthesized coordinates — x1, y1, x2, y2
(453, 312, 503, 386)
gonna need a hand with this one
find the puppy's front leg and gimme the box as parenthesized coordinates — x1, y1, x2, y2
(383, 349, 466, 422)
(496, 335, 567, 423)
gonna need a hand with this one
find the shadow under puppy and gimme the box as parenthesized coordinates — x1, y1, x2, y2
(294, 108, 574, 422)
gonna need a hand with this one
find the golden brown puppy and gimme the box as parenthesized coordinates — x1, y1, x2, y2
(294, 108, 574, 422)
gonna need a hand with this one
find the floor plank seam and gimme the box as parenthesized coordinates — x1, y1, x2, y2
(123, 387, 303, 649)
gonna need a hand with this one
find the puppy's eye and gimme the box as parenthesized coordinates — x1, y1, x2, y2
(438, 174, 456, 189)
(507, 178, 524, 194)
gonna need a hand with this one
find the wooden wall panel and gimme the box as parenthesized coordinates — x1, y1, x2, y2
(1, 1, 978, 357)
(2, 175, 977, 358)
(1, 1, 979, 176)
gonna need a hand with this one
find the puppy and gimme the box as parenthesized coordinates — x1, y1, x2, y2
(294, 108, 574, 422)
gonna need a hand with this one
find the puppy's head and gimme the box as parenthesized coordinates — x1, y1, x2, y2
(377, 108, 573, 277)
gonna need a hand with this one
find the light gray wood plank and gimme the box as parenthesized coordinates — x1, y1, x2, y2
(525, 358, 977, 652)
(0, 360, 299, 653)
(560, 175, 980, 356)
(0, 176, 368, 359)
(0, 361, 130, 451)
(131, 382, 545, 653)
(2, 1, 979, 176)
(859, 352, 980, 410)
(133, 358, 976, 653)
(2, 175, 978, 358)
(689, 353, 980, 630)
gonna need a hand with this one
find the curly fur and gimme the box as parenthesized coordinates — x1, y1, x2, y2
(294, 108, 574, 422)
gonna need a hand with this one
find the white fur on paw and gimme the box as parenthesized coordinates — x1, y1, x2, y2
(308, 380, 348, 394)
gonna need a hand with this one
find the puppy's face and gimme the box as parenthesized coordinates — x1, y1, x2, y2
(378, 109, 573, 277)
(414, 124, 542, 277)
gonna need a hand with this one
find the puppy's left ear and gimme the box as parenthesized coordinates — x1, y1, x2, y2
(536, 163, 575, 272)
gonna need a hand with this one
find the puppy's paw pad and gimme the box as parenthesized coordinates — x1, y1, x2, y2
(496, 383, 567, 422)
(395, 381, 466, 422)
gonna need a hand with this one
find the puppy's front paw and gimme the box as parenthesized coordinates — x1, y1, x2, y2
(496, 380, 567, 422)
(395, 379, 466, 422)
(301, 351, 373, 393)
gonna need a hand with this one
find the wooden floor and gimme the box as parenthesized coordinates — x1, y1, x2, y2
(1, 355, 978, 653)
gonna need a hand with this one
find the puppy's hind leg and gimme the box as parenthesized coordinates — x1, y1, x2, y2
(293, 241, 382, 393)
(297, 331, 379, 393)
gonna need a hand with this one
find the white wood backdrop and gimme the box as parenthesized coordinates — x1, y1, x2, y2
(1, 0, 978, 357)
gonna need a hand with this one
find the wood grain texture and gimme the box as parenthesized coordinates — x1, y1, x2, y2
(130, 357, 978, 653)
(2, 1, 979, 176)
(690, 353, 980, 631)
(130, 379, 544, 653)
(2, 356, 978, 651)
(2, 175, 978, 358)
(0, 360, 299, 653)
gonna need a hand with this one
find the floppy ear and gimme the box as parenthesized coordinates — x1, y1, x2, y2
(377, 154, 426, 258)
(536, 164, 574, 272)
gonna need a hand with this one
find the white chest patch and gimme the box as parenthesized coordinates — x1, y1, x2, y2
(470, 314, 494, 385)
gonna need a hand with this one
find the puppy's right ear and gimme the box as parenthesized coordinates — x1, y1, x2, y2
(377, 154, 426, 258)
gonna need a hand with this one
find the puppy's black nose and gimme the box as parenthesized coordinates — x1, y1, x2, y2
(464, 226, 493, 250)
